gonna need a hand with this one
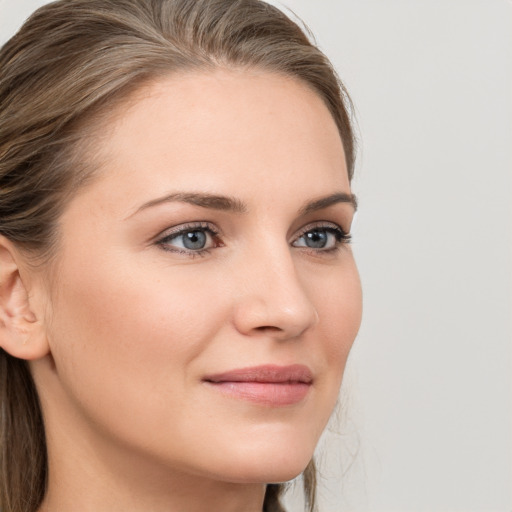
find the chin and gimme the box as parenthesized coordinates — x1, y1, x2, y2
(219, 459, 311, 485)
(201, 431, 317, 485)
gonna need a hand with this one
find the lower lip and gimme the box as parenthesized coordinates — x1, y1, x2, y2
(205, 381, 311, 406)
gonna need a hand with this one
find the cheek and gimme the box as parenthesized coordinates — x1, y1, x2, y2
(45, 253, 228, 423)
(52, 252, 221, 344)
(311, 257, 362, 360)
(301, 257, 362, 428)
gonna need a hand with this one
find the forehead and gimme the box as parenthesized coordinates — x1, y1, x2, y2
(77, 69, 349, 211)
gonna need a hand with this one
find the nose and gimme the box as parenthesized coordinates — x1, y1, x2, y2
(231, 247, 319, 340)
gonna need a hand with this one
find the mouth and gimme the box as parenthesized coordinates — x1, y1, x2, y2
(203, 364, 313, 407)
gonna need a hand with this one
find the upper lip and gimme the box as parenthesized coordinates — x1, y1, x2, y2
(204, 364, 313, 384)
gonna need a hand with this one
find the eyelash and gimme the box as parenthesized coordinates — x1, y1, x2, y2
(155, 221, 351, 258)
(293, 222, 352, 254)
(155, 222, 222, 257)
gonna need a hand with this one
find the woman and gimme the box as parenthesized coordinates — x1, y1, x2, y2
(0, 1, 362, 511)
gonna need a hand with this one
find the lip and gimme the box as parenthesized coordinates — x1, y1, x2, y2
(203, 364, 313, 406)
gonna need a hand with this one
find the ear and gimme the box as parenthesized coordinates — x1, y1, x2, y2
(0, 236, 50, 360)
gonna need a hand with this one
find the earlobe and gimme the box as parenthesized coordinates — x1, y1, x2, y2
(0, 236, 50, 360)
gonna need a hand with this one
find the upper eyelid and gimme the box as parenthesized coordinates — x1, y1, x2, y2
(155, 221, 220, 240)
(292, 221, 348, 239)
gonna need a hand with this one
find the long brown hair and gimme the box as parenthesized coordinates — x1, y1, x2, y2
(0, 1, 355, 511)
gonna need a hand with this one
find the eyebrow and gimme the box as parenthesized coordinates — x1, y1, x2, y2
(130, 192, 248, 217)
(299, 192, 357, 214)
(129, 190, 357, 218)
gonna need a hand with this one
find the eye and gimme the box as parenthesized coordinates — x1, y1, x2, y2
(156, 223, 221, 254)
(292, 224, 351, 251)
(176, 230, 208, 250)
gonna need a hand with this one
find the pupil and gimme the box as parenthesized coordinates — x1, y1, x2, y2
(183, 230, 207, 250)
(306, 230, 327, 248)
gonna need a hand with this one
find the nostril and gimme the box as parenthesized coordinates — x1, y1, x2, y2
(255, 325, 282, 332)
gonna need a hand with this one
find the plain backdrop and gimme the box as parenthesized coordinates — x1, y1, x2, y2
(1, 1, 511, 511)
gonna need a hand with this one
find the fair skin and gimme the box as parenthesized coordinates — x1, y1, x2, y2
(0, 70, 361, 512)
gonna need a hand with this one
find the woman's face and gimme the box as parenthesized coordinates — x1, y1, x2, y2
(34, 70, 362, 485)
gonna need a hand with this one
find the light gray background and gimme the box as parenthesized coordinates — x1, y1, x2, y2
(1, 1, 511, 511)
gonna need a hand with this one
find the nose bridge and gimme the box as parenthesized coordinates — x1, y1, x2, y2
(232, 237, 318, 339)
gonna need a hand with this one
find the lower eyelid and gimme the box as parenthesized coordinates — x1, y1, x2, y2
(291, 230, 349, 252)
